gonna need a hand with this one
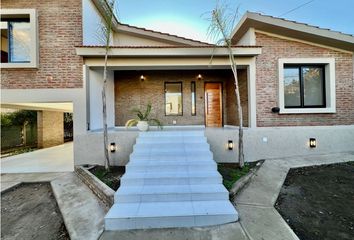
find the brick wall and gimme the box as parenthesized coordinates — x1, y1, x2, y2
(115, 70, 249, 127)
(226, 69, 248, 127)
(37, 111, 64, 148)
(256, 32, 354, 127)
(1, 0, 83, 89)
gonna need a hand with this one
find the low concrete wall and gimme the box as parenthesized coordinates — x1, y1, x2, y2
(74, 125, 354, 165)
(74, 130, 138, 166)
(207, 125, 354, 162)
(75, 166, 114, 209)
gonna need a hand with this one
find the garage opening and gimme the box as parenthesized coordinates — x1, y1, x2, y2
(0, 102, 74, 173)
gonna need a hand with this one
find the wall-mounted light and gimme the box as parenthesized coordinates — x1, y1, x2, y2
(110, 142, 117, 152)
(309, 138, 316, 148)
(197, 74, 202, 80)
(140, 75, 145, 81)
(228, 140, 234, 150)
(271, 107, 280, 113)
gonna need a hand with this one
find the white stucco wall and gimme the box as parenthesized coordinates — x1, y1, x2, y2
(236, 28, 256, 46)
(88, 69, 115, 130)
(82, 0, 105, 45)
(113, 32, 174, 46)
(74, 125, 354, 166)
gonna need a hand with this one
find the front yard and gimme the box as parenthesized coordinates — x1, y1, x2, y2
(275, 161, 354, 240)
(1, 183, 69, 240)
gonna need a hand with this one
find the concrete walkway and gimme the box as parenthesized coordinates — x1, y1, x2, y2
(101, 152, 354, 240)
(1, 152, 353, 240)
(235, 152, 354, 240)
(1, 172, 107, 240)
(1, 142, 74, 173)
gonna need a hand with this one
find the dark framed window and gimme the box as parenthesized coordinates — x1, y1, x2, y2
(191, 81, 196, 116)
(1, 18, 31, 63)
(284, 64, 326, 108)
(165, 82, 183, 116)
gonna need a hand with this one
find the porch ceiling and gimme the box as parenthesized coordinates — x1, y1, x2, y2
(1, 102, 73, 112)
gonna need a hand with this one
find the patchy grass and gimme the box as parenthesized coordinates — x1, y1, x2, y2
(89, 166, 125, 191)
(218, 162, 256, 190)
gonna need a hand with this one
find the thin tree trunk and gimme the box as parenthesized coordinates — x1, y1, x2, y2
(214, 12, 245, 168)
(102, 50, 111, 171)
(229, 59, 244, 168)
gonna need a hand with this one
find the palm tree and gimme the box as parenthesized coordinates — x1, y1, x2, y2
(98, 0, 117, 171)
(208, 3, 245, 168)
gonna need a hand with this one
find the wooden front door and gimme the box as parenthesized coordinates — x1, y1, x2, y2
(205, 83, 222, 127)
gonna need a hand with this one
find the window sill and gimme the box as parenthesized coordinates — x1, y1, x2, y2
(279, 107, 336, 114)
(1, 62, 38, 68)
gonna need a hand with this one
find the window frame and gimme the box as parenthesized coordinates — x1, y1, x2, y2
(164, 81, 183, 116)
(283, 64, 326, 109)
(191, 81, 196, 116)
(278, 58, 336, 114)
(0, 9, 38, 68)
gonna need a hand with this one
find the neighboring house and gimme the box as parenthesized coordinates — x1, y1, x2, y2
(1, 0, 354, 166)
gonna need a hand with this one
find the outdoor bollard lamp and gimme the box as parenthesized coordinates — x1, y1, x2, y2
(228, 140, 234, 150)
(110, 142, 117, 152)
(309, 138, 317, 148)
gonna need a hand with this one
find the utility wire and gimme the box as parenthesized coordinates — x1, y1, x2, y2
(278, 0, 316, 17)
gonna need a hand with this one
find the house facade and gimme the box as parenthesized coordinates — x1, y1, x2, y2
(1, 0, 354, 167)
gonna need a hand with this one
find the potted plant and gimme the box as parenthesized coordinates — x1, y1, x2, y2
(125, 103, 163, 131)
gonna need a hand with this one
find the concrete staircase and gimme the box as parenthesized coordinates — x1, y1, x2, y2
(105, 131, 238, 230)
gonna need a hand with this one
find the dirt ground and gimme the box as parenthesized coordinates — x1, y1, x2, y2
(1, 183, 70, 240)
(275, 161, 354, 240)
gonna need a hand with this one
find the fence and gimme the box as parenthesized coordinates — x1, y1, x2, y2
(1, 124, 37, 151)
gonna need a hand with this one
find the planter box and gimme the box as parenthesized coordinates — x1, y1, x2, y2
(75, 166, 115, 209)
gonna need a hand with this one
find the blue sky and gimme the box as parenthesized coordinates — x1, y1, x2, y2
(116, 0, 354, 43)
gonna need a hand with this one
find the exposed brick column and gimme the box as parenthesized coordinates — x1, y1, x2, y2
(37, 111, 64, 148)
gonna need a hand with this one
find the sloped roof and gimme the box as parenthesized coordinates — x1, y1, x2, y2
(232, 12, 354, 52)
(92, 0, 211, 46)
(117, 22, 212, 46)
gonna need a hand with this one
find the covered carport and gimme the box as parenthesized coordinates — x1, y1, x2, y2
(1, 102, 75, 173)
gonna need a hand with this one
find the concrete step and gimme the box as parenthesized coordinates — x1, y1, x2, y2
(132, 146, 211, 154)
(138, 131, 205, 138)
(133, 142, 209, 151)
(115, 184, 229, 203)
(105, 200, 238, 230)
(136, 136, 207, 144)
(120, 171, 222, 186)
(104, 130, 238, 230)
(126, 161, 216, 172)
(130, 154, 214, 162)
(130, 150, 213, 159)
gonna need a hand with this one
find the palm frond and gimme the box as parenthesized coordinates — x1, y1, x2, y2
(125, 119, 139, 128)
(131, 108, 144, 120)
(143, 103, 152, 120)
(148, 118, 163, 130)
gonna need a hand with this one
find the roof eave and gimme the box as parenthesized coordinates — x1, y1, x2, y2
(232, 12, 354, 52)
(75, 47, 262, 57)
